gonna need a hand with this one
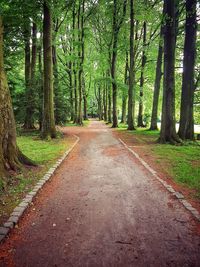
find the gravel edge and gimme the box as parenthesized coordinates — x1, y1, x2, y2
(119, 138, 200, 223)
(0, 135, 80, 243)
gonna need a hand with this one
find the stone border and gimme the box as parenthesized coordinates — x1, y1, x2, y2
(119, 138, 200, 222)
(0, 135, 80, 243)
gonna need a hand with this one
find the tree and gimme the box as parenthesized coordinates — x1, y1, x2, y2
(137, 21, 147, 127)
(111, 0, 127, 128)
(0, 16, 35, 179)
(159, 0, 180, 144)
(127, 0, 135, 130)
(150, 11, 164, 130)
(121, 51, 128, 124)
(178, 0, 197, 140)
(41, 1, 57, 139)
(24, 22, 37, 129)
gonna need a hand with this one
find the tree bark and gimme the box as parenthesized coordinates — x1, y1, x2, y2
(178, 0, 197, 140)
(0, 16, 35, 179)
(137, 21, 147, 127)
(159, 0, 180, 144)
(127, 0, 135, 130)
(150, 20, 164, 130)
(121, 52, 128, 124)
(41, 1, 56, 139)
(76, 0, 85, 125)
(82, 75, 88, 120)
(111, 0, 127, 128)
(24, 20, 36, 129)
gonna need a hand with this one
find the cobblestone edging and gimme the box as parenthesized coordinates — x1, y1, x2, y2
(0, 135, 80, 243)
(119, 138, 200, 223)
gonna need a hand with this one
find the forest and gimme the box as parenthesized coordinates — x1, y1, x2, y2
(0, 0, 199, 179)
(0, 1, 200, 264)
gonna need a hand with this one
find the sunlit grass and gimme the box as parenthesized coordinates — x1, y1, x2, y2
(0, 130, 70, 225)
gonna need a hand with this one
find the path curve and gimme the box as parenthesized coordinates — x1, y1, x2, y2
(0, 120, 200, 267)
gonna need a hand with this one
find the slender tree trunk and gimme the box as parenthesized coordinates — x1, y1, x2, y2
(23, 20, 34, 129)
(41, 1, 56, 139)
(69, 61, 74, 121)
(138, 21, 147, 127)
(178, 0, 197, 140)
(121, 52, 128, 124)
(111, 0, 127, 128)
(127, 0, 135, 130)
(82, 75, 88, 120)
(72, 3, 78, 123)
(150, 22, 164, 130)
(0, 16, 35, 179)
(103, 84, 108, 121)
(159, 0, 180, 144)
(76, 0, 85, 125)
(52, 40, 61, 124)
(24, 22, 37, 129)
(38, 42, 43, 131)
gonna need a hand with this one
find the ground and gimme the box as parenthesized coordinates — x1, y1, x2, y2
(0, 120, 200, 267)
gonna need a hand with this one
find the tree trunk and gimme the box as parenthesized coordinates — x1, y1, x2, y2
(82, 75, 88, 120)
(24, 20, 36, 129)
(103, 84, 108, 122)
(127, 0, 135, 130)
(76, 0, 85, 125)
(121, 52, 128, 124)
(150, 21, 164, 130)
(0, 16, 35, 179)
(178, 0, 197, 140)
(41, 1, 56, 139)
(159, 0, 180, 144)
(38, 42, 43, 131)
(137, 21, 147, 127)
(111, 0, 127, 128)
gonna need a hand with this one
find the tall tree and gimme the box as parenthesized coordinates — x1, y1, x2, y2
(159, 0, 180, 144)
(178, 0, 197, 140)
(121, 51, 128, 124)
(41, 1, 56, 139)
(0, 16, 34, 178)
(24, 22, 37, 129)
(150, 16, 164, 130)
(111, 0, 127, 128)
(137, 21, 147, 127)
(127, 0, 135, 130)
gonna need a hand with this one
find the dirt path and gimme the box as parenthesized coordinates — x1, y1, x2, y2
(0, 120, 200, 267)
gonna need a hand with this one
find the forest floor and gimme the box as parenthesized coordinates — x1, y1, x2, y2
(0, 120, 200, 267)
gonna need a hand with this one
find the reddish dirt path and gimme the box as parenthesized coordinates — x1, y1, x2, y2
(0, 120, 200, 267)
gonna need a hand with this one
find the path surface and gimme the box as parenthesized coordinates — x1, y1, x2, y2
(1, 121, 200, 267)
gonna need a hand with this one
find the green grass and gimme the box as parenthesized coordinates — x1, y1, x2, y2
(17, 134, 67, 164)
(152, 143, 200, 194)
(118, 127, 200, 197)
(0, 130, 70, 225)
(65, 120, 90, 127)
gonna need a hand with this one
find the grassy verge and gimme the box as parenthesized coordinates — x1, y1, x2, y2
(117, 126, 200, 197)
(0, 130, 71, 225)
(65, 120, 90, 127)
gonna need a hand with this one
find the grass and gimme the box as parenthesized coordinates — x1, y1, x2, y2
(65, 120, 90, 127)
(152, 143, 200, 193)
(117, 125, 200, 197)
(0, 130, 71, 225)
